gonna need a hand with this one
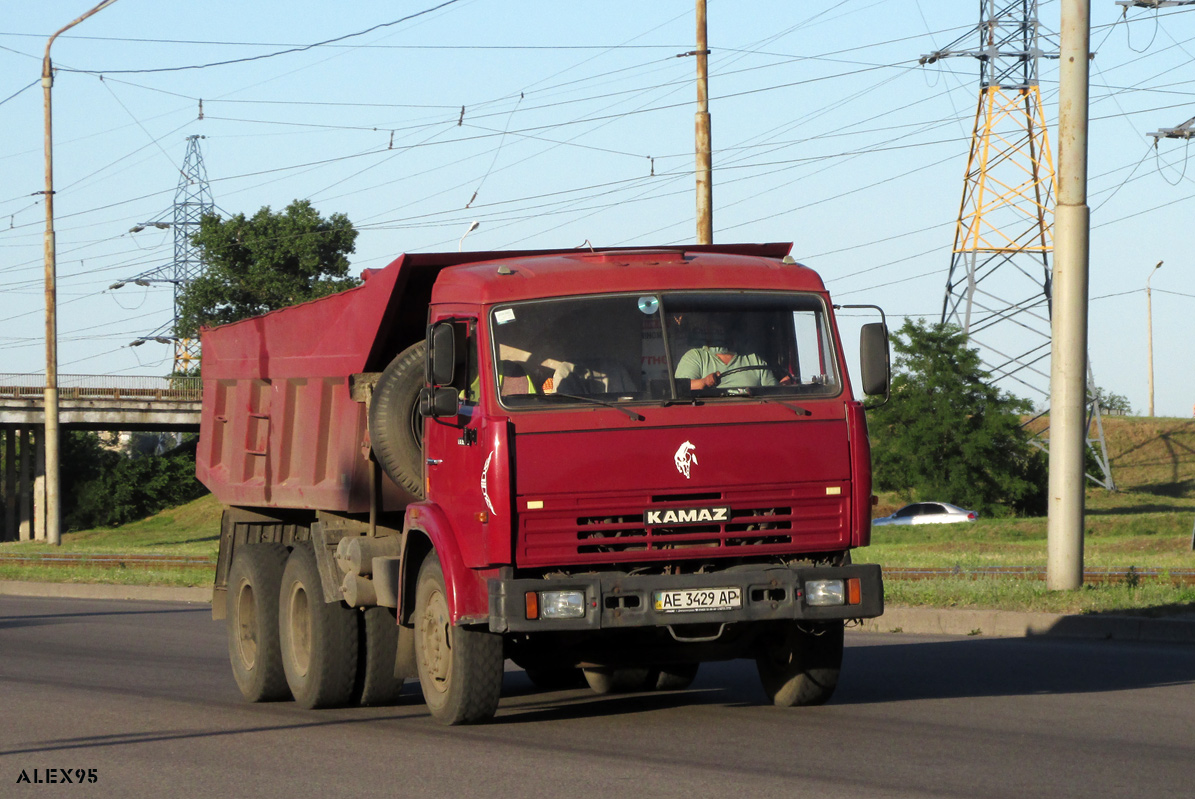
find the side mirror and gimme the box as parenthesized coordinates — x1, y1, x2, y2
(419, 386, 460, 418)
(859, 322, 890, 399)
(427, 323, 456, 386)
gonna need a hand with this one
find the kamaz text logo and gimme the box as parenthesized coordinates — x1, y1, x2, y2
(644, 506, 731, 526)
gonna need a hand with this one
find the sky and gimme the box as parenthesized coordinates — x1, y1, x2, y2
(1, 0, 1193, 416)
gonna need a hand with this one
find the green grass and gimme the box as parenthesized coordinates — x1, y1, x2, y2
(1, 493, 222, 556)
(0, 494, 221, 587)
(0, 563, 214, 588)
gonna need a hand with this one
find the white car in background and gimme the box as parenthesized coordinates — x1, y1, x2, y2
(872, 502, 978, 527)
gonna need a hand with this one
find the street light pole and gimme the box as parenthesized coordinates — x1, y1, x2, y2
(1147, 260, 1162, 417)
(41, 0, 120, 546)
(1047, 0, 1091, 591)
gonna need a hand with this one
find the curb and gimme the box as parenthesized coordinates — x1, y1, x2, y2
(858, 606, 1195, 645)
(0, 580, 210, 604)
(1, 581, 1192, 644)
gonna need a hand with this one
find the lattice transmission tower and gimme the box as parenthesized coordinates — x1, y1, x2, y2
(117, 134, 213, 375)
(922, 0, 1114, 488)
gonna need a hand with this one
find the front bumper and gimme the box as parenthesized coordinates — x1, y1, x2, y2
(488, 563, 882, 633)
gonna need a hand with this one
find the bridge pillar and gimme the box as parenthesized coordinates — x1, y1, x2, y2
(3, 431, 13, 542)
(33, 426, 46, 542)
(19, 428, 32, 542)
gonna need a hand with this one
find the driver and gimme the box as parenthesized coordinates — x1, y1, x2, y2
(674, 312, 778, 390)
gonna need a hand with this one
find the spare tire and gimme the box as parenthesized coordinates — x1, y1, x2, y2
(369, 341, 425, 500)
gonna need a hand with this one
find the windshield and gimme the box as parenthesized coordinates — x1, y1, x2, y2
(488, 292, 841, 408)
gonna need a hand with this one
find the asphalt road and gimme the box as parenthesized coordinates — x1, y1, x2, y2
(1, 596, 1191, 799)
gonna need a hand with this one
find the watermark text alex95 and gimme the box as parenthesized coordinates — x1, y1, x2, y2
(16, 769, 98, 784)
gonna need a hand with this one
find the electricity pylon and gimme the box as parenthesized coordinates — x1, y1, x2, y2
(922, 0, 1114, 489)
(116, 135, 213, 374)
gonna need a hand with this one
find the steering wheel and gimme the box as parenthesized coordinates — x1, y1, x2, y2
(715, 364, 774, 379)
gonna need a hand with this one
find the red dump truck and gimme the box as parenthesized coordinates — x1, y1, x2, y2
(198, 243, 889, 724)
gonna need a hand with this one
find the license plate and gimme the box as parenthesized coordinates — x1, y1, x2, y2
(653, 586, 742, 613)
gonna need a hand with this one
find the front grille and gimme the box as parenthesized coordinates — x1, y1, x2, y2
(518, 486, 848, 567)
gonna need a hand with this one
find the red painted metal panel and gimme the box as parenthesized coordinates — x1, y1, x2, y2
(848, 400, 873, 548)
(432, 248, 815, 308)
(404, 502, 494, 623)
(511, 416, 852, 568)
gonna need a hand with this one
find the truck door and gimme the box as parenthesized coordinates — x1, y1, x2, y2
(423, 318, 508, 568)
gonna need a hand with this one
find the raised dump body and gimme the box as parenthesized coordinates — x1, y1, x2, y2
(199, 243, 889, 724)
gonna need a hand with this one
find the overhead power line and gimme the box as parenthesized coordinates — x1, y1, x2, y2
(57, 0, 465, 74)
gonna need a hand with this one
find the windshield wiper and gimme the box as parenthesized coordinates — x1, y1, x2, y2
(540, 392, 644, 421)
(769, 398, 812, 416)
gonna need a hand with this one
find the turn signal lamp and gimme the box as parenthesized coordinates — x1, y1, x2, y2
(847, 577, 862, 605)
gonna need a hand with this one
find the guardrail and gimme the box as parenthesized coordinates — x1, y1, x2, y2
(0, 374, 201, 402)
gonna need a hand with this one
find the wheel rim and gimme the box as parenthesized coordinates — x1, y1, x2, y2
(419, 587, 452, 695)
(287, 582, 312, 678)
(234, 579, 257, 670)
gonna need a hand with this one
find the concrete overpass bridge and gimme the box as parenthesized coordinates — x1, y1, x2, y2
(0, 374, 201, 543)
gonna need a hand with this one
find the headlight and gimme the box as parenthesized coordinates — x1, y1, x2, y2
(805, 579, 846, 607)
(538, 590, 586, 619)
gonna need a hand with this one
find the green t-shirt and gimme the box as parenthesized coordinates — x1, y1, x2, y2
(675, 347, 777, 387)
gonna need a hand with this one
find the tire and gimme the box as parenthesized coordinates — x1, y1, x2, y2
(369, 342, 426, 500)
(278, 544, 359, 709)
(226, 544, 292, 703)
(756, 621, 844, 707)
(582, 666, 653, 695)
(650, 663, 700, 691)
(523, 665, 585, 691)
(355, 606, 405, 706)
(414, 555, 503, 725)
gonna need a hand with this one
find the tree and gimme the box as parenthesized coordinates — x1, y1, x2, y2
(1091, 385, 1133, 416)
(177, 199, 360, 337)
(66, 436, 208, 530)
(867, 319, 1047, 517)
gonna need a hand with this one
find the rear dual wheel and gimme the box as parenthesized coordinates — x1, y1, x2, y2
(756, 621, 844, 707)
(226, 544, 292, 703)
(648, 663, 700, 691)
(581, 667, 652, 694)
(356, 606, 405, 706)
(582, 663, 700, 694)
(279, 544, 359, 709)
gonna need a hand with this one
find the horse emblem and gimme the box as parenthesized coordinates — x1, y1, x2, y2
(674, 440, 698, 479)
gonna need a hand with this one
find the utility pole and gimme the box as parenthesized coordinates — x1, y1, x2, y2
(695, 0, 712, 245)
(41, 0, 120, 546)
(1047, 0, 1091, 591)
(1147, 261, 1162, 417)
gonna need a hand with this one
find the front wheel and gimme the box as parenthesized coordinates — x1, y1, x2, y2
(414, 555, 503, 724)
(756, 621, 844, 707)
